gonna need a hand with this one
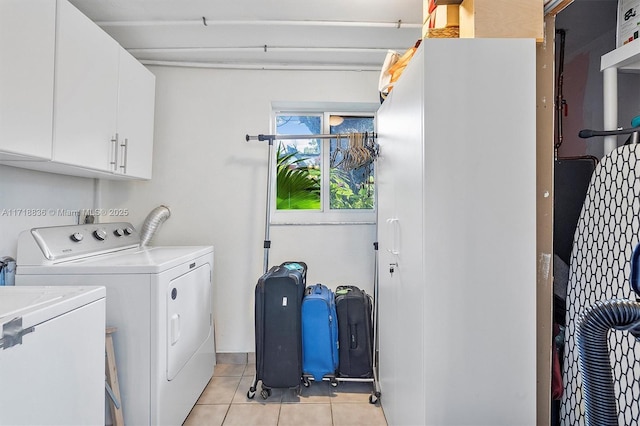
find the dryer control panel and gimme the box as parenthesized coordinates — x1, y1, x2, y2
(17, 222, 140, 265)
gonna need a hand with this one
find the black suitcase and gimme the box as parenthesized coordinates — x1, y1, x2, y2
(335, 285, 373, 378)
(250, 262, 306, 399)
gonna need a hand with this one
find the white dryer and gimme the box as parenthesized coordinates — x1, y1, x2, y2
(15, 222, 215, 426)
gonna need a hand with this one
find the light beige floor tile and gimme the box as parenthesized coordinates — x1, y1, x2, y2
(331, 403, 387, 426)
(243, 363, 256, 377)
(233, 376, 285, 404)
(282, 380, 330, 404)
(183, 404, 229, 426)
(222, 403, 280, 425)
(277, 403, 332, 425)
(329, 381, 376, 404)
(197, 376, 242, 405)
(214, 363, 247, 377)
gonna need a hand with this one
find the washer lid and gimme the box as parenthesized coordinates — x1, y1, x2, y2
(0, 286, 105, 329)
(17, 246, 214, 275)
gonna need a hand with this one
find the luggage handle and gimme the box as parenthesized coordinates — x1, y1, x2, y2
(350, 324, 358, 349)
(314, 283, 323, 294)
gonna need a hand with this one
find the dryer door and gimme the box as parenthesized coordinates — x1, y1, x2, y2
(166, 263, 212, 381)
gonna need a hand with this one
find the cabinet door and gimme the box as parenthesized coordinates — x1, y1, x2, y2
(53, 0, 119, 172)
(116, 49, 155, 179)
(377, 46, 427, 426)
(376, 103, 399, 425)
(0, 0, 54, 159)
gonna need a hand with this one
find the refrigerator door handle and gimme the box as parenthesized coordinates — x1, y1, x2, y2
(386, 218, 400, 255)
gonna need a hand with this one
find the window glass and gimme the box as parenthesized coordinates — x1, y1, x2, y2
(329, 116, 375, 210)
(275, 115, 321, 210)
(273, 111, 376, 223)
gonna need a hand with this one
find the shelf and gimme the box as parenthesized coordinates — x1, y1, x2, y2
(601, 39, 640, 72)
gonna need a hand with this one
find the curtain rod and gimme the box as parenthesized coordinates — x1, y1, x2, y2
(245, 132, 377, 143)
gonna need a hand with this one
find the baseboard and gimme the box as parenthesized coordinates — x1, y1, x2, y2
(216, 352, 256, 364)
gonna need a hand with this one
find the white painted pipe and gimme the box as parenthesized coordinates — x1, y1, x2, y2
(603, 67, 618, 156)
(96, 19, 421, 29)
(128, 46, 395, 54)
(139, 60, 380, 71)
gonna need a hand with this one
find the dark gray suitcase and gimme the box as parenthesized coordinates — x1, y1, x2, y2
(335, 285, 373, 378)
(250, 262, 306, 399)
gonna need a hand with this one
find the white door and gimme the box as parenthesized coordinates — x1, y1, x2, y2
(116, 49, 155, 179)
(53, 0, 119, 172)
(0, 0, 55, 159)
(166, 263, 213, 380)
(377, 45, 427, 426)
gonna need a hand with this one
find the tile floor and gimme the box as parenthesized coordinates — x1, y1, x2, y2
(183, 360, 387, 426)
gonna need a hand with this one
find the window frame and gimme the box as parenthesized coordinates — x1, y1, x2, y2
(269, 108, 377, 225)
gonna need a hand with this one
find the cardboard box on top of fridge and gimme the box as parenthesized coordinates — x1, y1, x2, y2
(459, 0, 543, 42)
(423, 1, 461, 26)
(618, 0, 640, 47)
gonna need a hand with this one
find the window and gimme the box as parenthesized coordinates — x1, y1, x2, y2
(271, 111, 376, 224)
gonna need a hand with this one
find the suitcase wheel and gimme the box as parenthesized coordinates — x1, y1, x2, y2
(330, 378, 338, 388)
(302, 377, 311, 387)
(369, 391, 381, 405)
(247, 385, 256, 399)
(260, 388, 272, 400)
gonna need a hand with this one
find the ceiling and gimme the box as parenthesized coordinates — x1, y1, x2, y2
(67, 0, 621, 71)
(68, 0, 423, 71)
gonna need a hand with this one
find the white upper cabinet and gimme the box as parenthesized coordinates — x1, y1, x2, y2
(0, 0, 155, 180)
(115, 50, 155, 179)
(0, 0, 55, 160)
(53, 0, 120, 173)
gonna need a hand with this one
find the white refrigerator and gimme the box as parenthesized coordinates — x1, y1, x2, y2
(376, 39, 537, 425)
(0, 286, 105, 426)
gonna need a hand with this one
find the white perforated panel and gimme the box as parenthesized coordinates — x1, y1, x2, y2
(561, 145, 640, 425)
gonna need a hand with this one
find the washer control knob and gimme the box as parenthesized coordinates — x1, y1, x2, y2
(70, 232, 84, 242)
(114, 229, 125, 237)
(123, 227, 134, 235)
(93, 229, 107, 241)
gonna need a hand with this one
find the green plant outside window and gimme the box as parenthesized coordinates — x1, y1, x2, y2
(275, 114, 374, 212)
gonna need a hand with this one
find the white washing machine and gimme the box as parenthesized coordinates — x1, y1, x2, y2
(0, 286, 105, 426)
(15, 222, 215, 426)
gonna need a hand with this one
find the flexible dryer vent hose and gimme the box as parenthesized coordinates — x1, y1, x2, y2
(139, 205, 171, 247)
(577, 298, 640, 426)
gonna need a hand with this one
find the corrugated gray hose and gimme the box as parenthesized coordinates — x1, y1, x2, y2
(577, 298, 640, 426)
(139, 205, 171, 247)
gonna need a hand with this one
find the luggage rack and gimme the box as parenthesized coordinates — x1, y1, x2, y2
(246, 252, 382, 405)
(245, 132, 382, 405)
(301, 372, 381, 405)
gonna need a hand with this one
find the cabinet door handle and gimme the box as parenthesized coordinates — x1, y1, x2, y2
(119, 138, 128, 174)
(386, 218, 400, 255)
(110, 133, 119, 172)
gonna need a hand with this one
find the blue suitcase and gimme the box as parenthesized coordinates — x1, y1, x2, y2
(301, 283, 339, 382)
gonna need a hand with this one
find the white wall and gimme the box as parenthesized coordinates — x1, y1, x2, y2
(0, 165, 95, 256)
(100, 66, 380, 353)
